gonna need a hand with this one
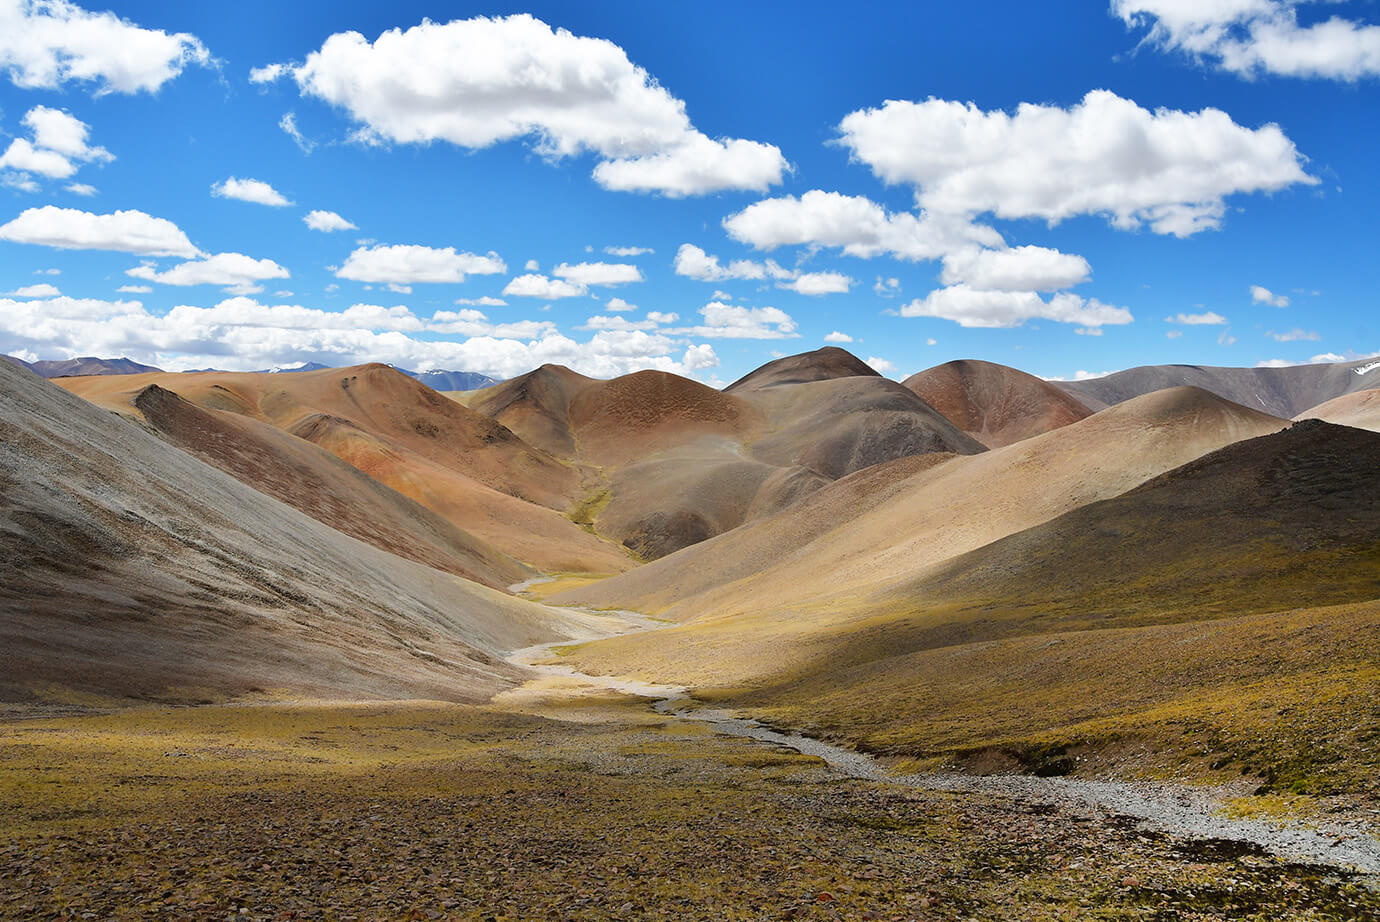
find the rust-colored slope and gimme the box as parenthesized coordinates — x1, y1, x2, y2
(59, 368, 633, 576)
(569, 370, 766, 467)
(465, 364, 598, 458)
(904, 359, 1092, 447)
(130, 384, 532, 591)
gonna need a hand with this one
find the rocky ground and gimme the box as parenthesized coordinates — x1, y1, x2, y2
(2, 687, 1378, 921)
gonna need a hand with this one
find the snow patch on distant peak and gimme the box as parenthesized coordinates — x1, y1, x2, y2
(1354, 360, 1380, 376)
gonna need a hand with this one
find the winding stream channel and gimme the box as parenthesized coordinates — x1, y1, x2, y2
(505, 601, 1380, 879)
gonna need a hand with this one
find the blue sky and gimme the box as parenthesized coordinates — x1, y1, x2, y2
(0, 0, 1376, 383)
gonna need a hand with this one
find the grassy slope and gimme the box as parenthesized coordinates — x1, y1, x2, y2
(567, 422, 1380, 796)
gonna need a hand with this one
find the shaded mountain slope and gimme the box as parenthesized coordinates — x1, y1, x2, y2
(745, 376, 985, 479)
(899, 419, 1380, 632)
(904, 359, 1092, 447)
(1297, 388, 1380, 432)
(0, 360, 595, 710)
(1058, 357, 1380, 418)
(4, 355, 162, 377)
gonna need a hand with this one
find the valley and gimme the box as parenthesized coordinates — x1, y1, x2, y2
(3, 347, 1380, 919)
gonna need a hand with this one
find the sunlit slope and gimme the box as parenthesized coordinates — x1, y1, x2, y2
(903, 358, 1092, 447)
(1296, 388, 1380, 432)
(59, 365, 633, 575)
(558, 386, 1286, 620)
(705, 421, 1380, 792)
(567, 418, 1380, 794)
(0, 359, 589, 709)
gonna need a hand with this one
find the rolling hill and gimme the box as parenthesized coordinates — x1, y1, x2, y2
(464, 349, 982, 559)
(58, 365, 634, 576)
(556, 386, 1287, 623)
(1296, 388, 1380, 432)
(903, 359, 1092, 447)
(0, 359, 598, 711)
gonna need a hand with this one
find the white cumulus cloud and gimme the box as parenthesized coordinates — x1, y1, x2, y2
(900, 286, 1134, 328)
(779, 271, 852, 296)
(724, 190, 1002, 259)
(502, 274, 588, 299)
(604, 245, 653, 257)
(673, 243, 792, 282)
(1166, 311, 1229, 325)
(0, 205, 200, 257)
(940, 245, 1091, 291)
(337, 244, 506, 284)
(269, 14, 786, 196)
(837, 89, 1315, 236)
(0, 0, 211, 94)
(1250, 284, 1290, 307)
(824, 331, 853, 343)
(212, 176, 292, 207)
(1115, 0, 1380, 81)
(671, 301, 799, 339)
(6, 282, 60, 297)
(127, 253, 290, 294)
(552, 261, 643, 287)
(303, 209, 357, 232)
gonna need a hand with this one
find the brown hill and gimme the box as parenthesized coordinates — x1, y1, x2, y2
(902, 419, 1380, 627)
(0, 359, 596, 710)
(903, 359, 1092, 447)
(724, 346, 880, 392)
(130, 384, 531, 590)
(1296, 388, 1380, 432)
(465, 363, 597, 457)
(462, 353, 979, 561)
(569, 370, 766, 467)
(59, 367, 633, 576)
(557, 387, 1288, 628)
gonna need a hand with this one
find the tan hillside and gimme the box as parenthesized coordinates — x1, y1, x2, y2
(1296, 388, 1380, 432)
(556, 386, 1289, 628)
(903, 358, 1092, 447)
(0, 360, 597, 710)
(568, 369, 766, 467)
(59, 367, 633, 575)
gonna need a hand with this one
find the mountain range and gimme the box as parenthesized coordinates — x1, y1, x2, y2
(4, 345, 1379, 797)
